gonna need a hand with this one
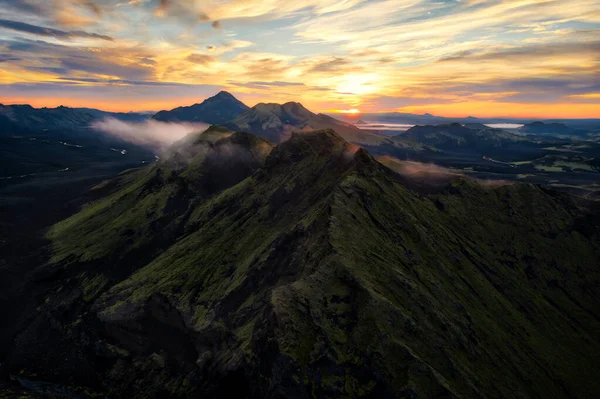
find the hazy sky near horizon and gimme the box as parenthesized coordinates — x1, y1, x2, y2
(0, 0, 599, 117)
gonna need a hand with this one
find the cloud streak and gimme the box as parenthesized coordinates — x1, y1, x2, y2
(0, 19, 114, 41)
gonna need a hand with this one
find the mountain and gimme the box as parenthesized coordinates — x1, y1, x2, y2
(463, 122, 489, 130)
(398, 123, 524, 150)
(334, 111, 447, 125)
(0, 104, 153, 136)
(0, 104, 96, 134)
(0, 103, 155, 182)
(3, 129, 599, 398)
(519, 121, 587, 137)
(332, 112, 600, 131)
(152, 91, 250, 124)
(75, 108, 151, 122)
(223, 101, 387, 145)
(0, 102, 155, 243)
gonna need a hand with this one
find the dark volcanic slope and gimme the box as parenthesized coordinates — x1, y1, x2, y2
(152, 91, 250, 124)
(223, 102, 387, 145)
(3, 130, 600, 398)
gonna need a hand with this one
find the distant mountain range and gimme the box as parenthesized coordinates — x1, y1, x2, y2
(75, 108, 151, 122)
(398, 122, 525, 150)
(0, 103, 154, 190)
(150, 92, 387, 145)
(4, 127, 599, 398)
(0, 104, 96, 134)
(223, 101, 387, 144)
(0, 104, 150, 135)
(152, 91, 250, 124)
(338, 111, 600, 129)
(366, 122, 536, 161)
(518, 121, 589, 137)
(4, 92, 599, 139)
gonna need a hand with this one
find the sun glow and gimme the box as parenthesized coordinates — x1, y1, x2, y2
(339, 109, 360, 114)
(335, 74, 379, 96)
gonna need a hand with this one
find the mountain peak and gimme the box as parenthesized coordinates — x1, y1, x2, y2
(152, 91, 249, 124)
(211, 90, 236, 100)
(225, 102, 386, 145)
(289, 128, 345, 144)
(264, 129, 350, 168)
(282, 101, 314, 116)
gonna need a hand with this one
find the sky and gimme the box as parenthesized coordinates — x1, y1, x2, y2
(0, 0, 599, 118)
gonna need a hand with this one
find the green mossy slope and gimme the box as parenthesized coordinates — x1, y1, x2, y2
(6, 129, 600, 398)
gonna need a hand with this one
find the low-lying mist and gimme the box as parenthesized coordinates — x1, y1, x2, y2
(378, 156, 461, 183)
(377, 156, 512, 188)
(91, 117, 209, 148)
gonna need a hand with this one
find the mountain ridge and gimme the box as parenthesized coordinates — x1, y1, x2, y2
(3, 128, 599, 398)
(223, 102, 387, 145)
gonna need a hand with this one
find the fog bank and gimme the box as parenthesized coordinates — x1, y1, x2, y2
(91, 117, 209, 147)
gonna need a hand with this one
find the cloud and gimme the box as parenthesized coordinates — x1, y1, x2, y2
(0, 53, 21, 62)
(437, 41, 600, 64)
(0, 19, 114, 41)
(567, 93, 600, 100)
(0, 0, 107, 27)
(60, 58, 151, 80)
(186, 54, 215, 65)
(154, 0, 210, 23)
(25, 66, 70, 74)
(378, 156, 513, 188)
(151, 0, 364, 22)
(91, 117, 208, 147)
(1, 0, 598, 116)
(0, 82, 223, 112)
(229, 81, 305, 89)
(77, 0, 102, 16)
(378, 57, 395, 64)
(2, 38, 154, 81)
(140, 57, 156, 66)
(0, 0, 49, 16)
(379, 156, 463, 183)
(240, 56, 290, 79)
(308, 57, 352, 73)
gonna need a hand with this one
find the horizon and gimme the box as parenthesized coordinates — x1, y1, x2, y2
(0, 1, 599, 118)
(2, 90, 600, 121)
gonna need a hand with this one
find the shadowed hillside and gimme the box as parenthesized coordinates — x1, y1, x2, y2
(153, 91, 250, 124)
(2, 129, 599, 398)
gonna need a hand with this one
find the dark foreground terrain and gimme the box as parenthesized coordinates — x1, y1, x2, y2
(1, 128, 599, 398)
